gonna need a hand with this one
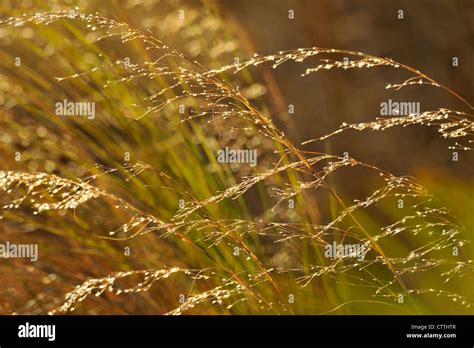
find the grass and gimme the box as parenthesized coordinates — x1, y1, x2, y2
(0, 2, 472, 315)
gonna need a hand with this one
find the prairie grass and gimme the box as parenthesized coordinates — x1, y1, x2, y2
(0, 2, 472, 315)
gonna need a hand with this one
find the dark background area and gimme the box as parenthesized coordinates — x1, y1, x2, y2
(214, 0, 473, 182)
